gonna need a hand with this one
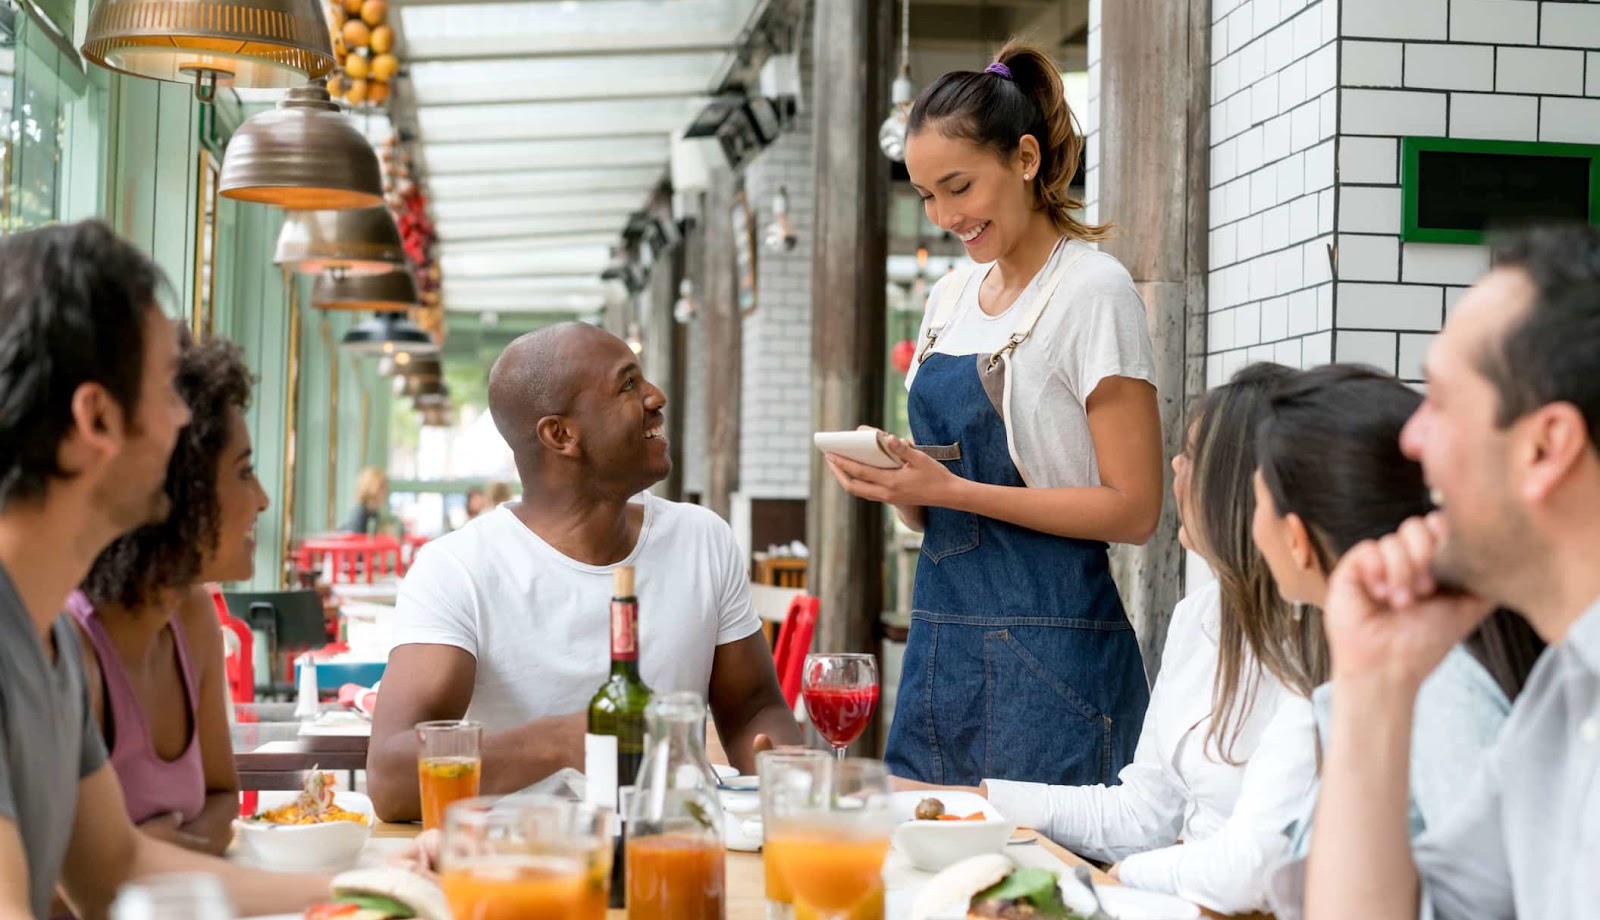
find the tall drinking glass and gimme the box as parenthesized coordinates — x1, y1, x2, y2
(767, 758, 894, 920)
(439, 795, 594, 920)
(758, 749, 831, 920)
(110, 873, 232, 920)
(800, 654, 879, 759)
(417, 719, 483, 832)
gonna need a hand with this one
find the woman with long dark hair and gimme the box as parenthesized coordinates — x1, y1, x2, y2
(70, 334, 269, 854)
(825, 40, 1162, 787)
(1251, 363, 1545, 915)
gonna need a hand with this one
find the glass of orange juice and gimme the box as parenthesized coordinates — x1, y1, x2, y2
(758, 749, 831, 920)
(416, 719, 482, 832)
(767, 758, 893, 920)
(439, 796, 594, 920)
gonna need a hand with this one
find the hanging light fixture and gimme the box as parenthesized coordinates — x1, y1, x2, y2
(312, 269, 419, 312)
(393, 358, 444, 397)
(418, 402, 454, 427)
(764, 186, 797, 252)
(219, 78, 384, 209)
(81, 0, 334, 101)
(276, 207, 407, 275)
(877, 0, 916, 162)
(414, 386, 451, 409)
(340, 312, 438, 357)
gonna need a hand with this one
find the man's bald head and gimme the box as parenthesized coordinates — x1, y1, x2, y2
(487, 322, 620, 452)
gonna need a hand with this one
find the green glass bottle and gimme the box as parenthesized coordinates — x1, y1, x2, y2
(586, 565, 652, 908)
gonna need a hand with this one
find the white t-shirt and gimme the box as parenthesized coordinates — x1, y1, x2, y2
(388, 494, 762, 731)
(905, 239, 1156, 487)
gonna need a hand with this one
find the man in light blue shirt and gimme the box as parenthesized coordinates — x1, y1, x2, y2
(1305, 223, 1600, 920)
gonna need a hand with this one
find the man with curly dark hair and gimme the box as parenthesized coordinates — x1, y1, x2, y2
(66, 332, 267, 857)
(0, 221, 330, 919)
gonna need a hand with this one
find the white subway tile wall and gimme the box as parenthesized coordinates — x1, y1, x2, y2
(1332, 0, 1600, 382)
(1208, 0, 1337, 379)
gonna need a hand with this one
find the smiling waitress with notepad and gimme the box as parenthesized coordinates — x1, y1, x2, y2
(822, 41, 1163, 788)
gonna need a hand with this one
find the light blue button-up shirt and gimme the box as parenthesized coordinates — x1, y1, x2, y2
(1416, 594, 1600, 919)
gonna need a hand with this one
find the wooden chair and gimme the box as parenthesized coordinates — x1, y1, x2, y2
(772, 594, 820, 709)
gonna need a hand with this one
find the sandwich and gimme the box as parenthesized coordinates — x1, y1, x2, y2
(912, 854, 1085, 920)
(304, 868, 449, 920)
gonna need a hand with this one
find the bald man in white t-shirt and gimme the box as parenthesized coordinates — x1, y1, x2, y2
(367, 323, 801, 822)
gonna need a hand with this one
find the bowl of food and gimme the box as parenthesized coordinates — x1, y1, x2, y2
(891, 791, 1016, 872)
(234, 772, 374, 873)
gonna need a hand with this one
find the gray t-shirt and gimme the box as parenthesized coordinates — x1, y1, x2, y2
(0, 562, 107, 918)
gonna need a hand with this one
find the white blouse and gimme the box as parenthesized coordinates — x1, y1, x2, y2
(984, 582, 1318, 914)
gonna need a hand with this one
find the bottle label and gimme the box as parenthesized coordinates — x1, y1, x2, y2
(610, 600, 639, 661)
(585, 733, 619, 809)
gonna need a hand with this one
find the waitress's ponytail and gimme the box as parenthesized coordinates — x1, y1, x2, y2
(909, 39, 1109, 242)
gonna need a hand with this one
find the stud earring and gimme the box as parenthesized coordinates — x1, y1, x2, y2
(1292, 602, 1306, 623)
(1023, 173, 1031, 180)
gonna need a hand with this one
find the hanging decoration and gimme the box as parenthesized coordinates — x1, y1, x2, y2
(324, 0, 399, 109)
(380, 133, 443, 344)
(877, 0, 916, 162)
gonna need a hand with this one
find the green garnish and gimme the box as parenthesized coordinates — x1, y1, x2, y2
(684, 800, 715, 831)
(974, 868, 1079, 918)
(335, 894, 415, 917)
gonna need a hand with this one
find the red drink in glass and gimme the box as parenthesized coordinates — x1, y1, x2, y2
(803, 684, 880, 751)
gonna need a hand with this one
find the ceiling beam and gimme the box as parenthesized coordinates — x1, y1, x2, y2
(437, 214, 634, 242)
(432, 190, 647, 221)
(406, 28, 739, 63)
(429, 167, 665, 199)
(438, 233, 621, 256)
(418, 99, 698, 143)
(424, 136, 670, 175)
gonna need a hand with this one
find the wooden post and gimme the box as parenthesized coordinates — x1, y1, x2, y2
(1097, 0, 1211, 678)
(807, 0, 893, 751)
(663, 235, 691, 502)
(703, 169, 742, 520)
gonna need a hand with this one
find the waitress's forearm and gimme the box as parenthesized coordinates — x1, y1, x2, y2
(942, 479, 1159, 544)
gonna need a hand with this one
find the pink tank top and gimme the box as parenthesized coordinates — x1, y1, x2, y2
(67, 591, 206, 826)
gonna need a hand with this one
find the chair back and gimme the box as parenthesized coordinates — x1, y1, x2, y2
(223, 590, 327, 698)
(207, 585, 255, 705)
(772, 594, 820, 709)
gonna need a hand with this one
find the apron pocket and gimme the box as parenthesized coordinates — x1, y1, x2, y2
(918, 443, 981, 563)
(982, 626, 1115, 786)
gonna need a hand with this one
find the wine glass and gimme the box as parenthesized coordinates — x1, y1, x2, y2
(765, 758, 894, 920)
(801, 653, 879, 760)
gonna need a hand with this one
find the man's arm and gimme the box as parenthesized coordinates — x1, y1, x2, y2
(365, 643, 585, 822)
(707, 633, 801, 775)
(57, 766, 329, 920)
(0, 819, 34, 920)
(1306, 516, 1494, 920)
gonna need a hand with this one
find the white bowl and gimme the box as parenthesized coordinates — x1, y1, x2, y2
(890, 790, 1016, 872)
(233, 790, 375, 872)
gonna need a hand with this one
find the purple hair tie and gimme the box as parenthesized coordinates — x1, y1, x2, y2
(984, 61, 1012, 80)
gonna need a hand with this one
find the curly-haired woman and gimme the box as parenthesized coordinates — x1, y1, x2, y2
(68, 333, 269, 854)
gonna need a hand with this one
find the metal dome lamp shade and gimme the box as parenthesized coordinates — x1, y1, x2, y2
(418, 402, 453, 427)
(277, 207, 407, 275)
(414, 386, 450, 409)
(311, 268, 419, 311)
(340, 312, 438, 357)
(81, 0, 335, 101)
(394, 359, 443, 396)
(219, 79, 384, 209)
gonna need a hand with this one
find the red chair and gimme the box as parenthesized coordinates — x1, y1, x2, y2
(208, 584, 255, 705)
(772, 594, 820, 709)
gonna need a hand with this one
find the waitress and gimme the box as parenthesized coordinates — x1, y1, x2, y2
(825, 41, 1162, 787)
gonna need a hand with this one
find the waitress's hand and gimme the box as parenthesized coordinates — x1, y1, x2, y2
(825, 433, 961, 509)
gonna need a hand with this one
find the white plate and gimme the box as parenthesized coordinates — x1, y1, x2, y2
(711, 763, 737, 779)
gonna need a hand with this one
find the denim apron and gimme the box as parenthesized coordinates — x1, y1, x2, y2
(885, 245, 1150, 787)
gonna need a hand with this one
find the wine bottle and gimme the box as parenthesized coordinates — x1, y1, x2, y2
(586, 565, 653, 908)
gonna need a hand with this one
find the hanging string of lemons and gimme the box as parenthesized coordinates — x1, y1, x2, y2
(326, 0, 398, 108)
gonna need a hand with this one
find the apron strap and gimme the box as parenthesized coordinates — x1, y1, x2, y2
(915, 265, 976, 365)
(985, 242, 1091, 372)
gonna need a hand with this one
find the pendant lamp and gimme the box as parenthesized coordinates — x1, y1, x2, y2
(414, 386, 450, 409)
(418, 403, 453, 427)
(312, 268, 419, 311)
(81, 0, 334, 100)
(394, 360, 443, 397)
(877, 0, 915, 162)
(277, 207, 406, 275)
(219, 79, 384, 210)
(340, 312, 438, 357)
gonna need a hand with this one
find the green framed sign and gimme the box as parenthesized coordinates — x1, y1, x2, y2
(1400, 136, 1600, 244)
